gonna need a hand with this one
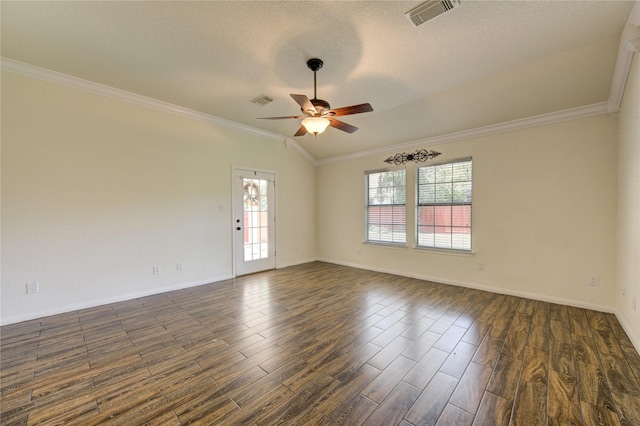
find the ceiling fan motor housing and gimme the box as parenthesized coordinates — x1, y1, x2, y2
(309, 98, 331, 115)
(306, 58, 324, 72)
(256, 57, 372, 136)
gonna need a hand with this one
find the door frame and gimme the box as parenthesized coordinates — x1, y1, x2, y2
(231, 166, 277, 277)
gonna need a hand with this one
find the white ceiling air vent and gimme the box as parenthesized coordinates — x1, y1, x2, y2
(251, 94, 273, 106)
(406, 0, 460, 27)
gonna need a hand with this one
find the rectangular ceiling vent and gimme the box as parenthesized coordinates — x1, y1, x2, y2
(406, 0, 460, 27)
(251, 94, 273, 106)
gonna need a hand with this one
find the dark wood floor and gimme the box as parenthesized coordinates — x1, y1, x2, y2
(2, 262, 640, 425)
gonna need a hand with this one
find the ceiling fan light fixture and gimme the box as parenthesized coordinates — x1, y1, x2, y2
(302, 116, 330, 135)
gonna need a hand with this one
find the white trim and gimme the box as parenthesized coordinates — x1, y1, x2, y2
(412, 246, 475, 257)
(615, 309, 640, 355)
(0, 55, 627, 169)
(0, 275, 233, 326)
(317, 258, 615, 314)
(0, 57, 318, 166)
(629, 0, 640, 28)
(363, 241, 408, 250)
(2, 1, 637, 169)
(317, 102, 610, 166)
(232, 166, 277, 277)
(283, 137, 318, 167)
(276, 257, 319, 269)
(608, 19, 640, 113)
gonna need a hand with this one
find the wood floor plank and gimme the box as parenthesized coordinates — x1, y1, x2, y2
(326, 393, 378, 426)
(448, 361, 492, 415)
(403, 347, 450, 389)
(527, 301, 550, 352)
(404, 371, 458, 425)
(548, 369, 582, 425)
(473, 391, 512, 425)
(435, 403, 474, 425)
(1, 262, 639, 425)
(510, 346, 548, 426)
(219, 384, 295, 425)
(361, 355, 416, 404)
(367, 335, 414, 370)
(401, 330, 440, 361)
(257, 373, 340, 425)
(599, 354, 640, 398)
(576, 361, 618, 421)
(580, 401, 620, 426)
(501, 312, 532, 360)
(486, 353, 522, 401)
(315, 363, 381, 419)
(439, 340, 478, 379)
(572, 333, 600, 365)
(550, 318, 572, 344)
(364, 381, 421, 425)
(611, 390, 640, 425)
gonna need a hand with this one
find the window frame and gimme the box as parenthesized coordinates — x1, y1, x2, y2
(416, 158, 472, 252)
(364, 168, 407, 246)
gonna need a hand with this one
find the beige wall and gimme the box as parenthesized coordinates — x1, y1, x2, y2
(1, 71, 317, 324)
(2, 62, 636, 350)
(617, 52, 640, 348)
(318, 115, 618, 312)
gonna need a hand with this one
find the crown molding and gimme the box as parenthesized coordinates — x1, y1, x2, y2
(2, 11, 633, 171)
(317, 102, 610, 166)
(283, 137, 318, 167)
(608, 8, 640, 113)
(0, 57, 318, 166)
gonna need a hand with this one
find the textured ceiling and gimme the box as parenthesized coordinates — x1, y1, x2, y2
(1, 1, 635, 161)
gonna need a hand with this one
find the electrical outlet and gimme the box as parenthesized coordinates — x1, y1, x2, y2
(176, 262, 184, 272)
(622, 288, 626, 296)
(477, 262, 485, 271)
(588, 275, 599, 286)
(26, 281, 39, 294)
(153, 265, 161, 275)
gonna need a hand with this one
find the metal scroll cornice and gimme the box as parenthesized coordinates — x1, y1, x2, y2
(384, 149, 441, 165)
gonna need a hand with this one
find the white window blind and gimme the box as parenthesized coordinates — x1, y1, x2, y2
(366, 169, 406, 244)
(417, 159, 472, 250)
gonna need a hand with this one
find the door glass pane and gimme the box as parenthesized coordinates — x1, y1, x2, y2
(243, 178, 269, 261)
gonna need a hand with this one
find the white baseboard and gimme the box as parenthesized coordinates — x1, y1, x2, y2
(320, 257, 640, 354)
(277, 257, 319, 269)
(317, 258, 615, 313)
(0, 275, 233, 326)
(5, 260, 638, 357)
(614, 309, 640, 355)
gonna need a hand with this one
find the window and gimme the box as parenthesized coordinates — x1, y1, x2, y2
(417, 159, 472, 250)
(366, 169, 406, 244)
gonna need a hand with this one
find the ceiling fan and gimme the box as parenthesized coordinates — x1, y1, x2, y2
(258, 58, 373, 137)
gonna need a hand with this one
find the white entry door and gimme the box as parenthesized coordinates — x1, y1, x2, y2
(233, 168, 276, 276)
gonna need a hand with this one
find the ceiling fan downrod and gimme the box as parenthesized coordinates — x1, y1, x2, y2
(307, 58, 323, 100)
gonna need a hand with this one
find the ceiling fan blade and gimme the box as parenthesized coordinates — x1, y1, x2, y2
(329, 103, 373, 116)
(290, 94, 317, 114)
(293, 125, 308, 137)
(329, 118, 358, 133)
(257, 115, 304, 120)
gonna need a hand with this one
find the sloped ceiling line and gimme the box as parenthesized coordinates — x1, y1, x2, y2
(0, 29, 631, 168)
(0, 57, 318, 166)
(316, 102, 610, 167)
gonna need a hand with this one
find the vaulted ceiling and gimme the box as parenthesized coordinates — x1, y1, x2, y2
(1, 1, 636, 161)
